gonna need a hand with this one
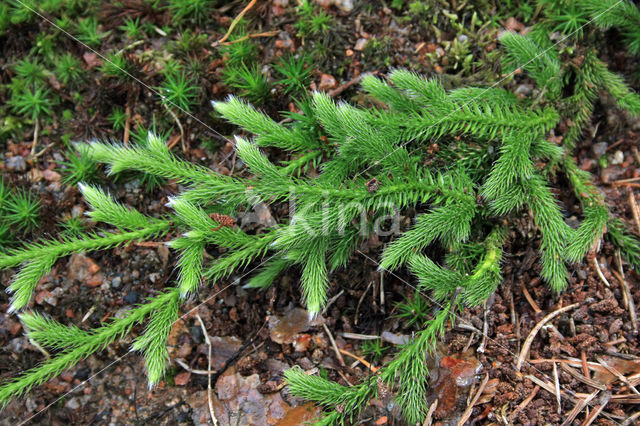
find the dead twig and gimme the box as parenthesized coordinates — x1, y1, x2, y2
(581, 392, 610, 426)
(622, 411, 640, 426)
(561, 390, 600, 426)
(613, 250, 638, 334)
(553, 362, 562, 414)
(477, 299, 490, 353)
(516, 303, 580, 371)
(457, 373, 489, 426)
(33, 142, 55, 159)
(354, 281, 374, 325)
(29, 119, 39, 158)
(521, 280, 542, 313)
(629, 190, 640, 236)
(592, 254, 611, 288)
(123, 105, 131, 144)
(322, 289, 344, 315)
(323, 323, 345, 366)
(217, 30, 279, 46)
(214, 0, 257, 45)
(560, 363, 607, 391)
(196, 314, 218, 426)
(164, 104, 186, 153)
(596, 356, 640, 395)
(508, 385, 539, 423)
(337, 348, 379, 373)
(423, 399, 438, 426)
(339, 332, 380, 340)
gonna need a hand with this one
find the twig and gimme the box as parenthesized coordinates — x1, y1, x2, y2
(29, 118, 39, 158)
(379, 270, 385, 313)
(560, 364, 606, 391)
(633, 147, 640, 166)
(323, 323, 345, 366)
(340, 332, 380, 340)
(33, 142, 55, 159)
(596, 356, 640, 395)
(611, 176, 640, 185)
(214, 0, 257, 45)
(354, 281, 373, 325)
(457, 373, 489, 426)
(553, 362, 562, 414)
(508, 385, 539, 423)
(622, 411, 640, 426)
(337, 348, 379, 373)
(123, 105, 131, 145)
(516, 303, 580, 370)
(477, 299, 489, 353)
(175, 359, 211, 376)
(592, 254, 611, 288)
(521, 280, 542, 313)
(328, 71, 379, 97)
(423, 399, 438, 426)
(217, 30, 279, 46)
(164, 105, 186, 153)
(196, 314, 218, 426)
(322, 289, 344, 315)
(629, 190, 640, 236)
(613, 250, 638, 334)
(581, 351, 590, 379)
(581, 392, 610, 426)
(116, 39, 144, 56)
(561, 390, 600, 426)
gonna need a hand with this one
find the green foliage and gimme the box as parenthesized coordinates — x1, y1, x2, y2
(5, 189, 41, 233)
(55, 53, 85, 87)
(166, 0, 215, 26)
(108, 106, 127, 131)
(61, 145, 101, 186)
(360, 339, 388, 363)
(118, 16, 144, 39)
(100, 52, 131, 81)
(581, 0, 640, 54)
(395, 293, 430, 328)
(14, 59, 47, 88)
(223, 63, 271, 104)
(159, 69, 199, 112)
(75, 17, 109, 47)
(295, 0, 332, 37)
(274, 54, 312, 96)
(10, 86, 53, 120)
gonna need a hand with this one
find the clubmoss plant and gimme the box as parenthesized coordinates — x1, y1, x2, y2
(0, 19, 640, 420)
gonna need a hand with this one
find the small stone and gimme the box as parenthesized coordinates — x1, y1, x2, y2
(354, 38, 368, 51)
(65, 398, 80, 410)
(111, 276, 122, 289)
(505, 17, 524, 32)
(318, 73, 337, 91)
(174, 372, 191, 386)
(6, 156, 26, 171)
(515, 84, 532, 98)
(592, 142, 608, 157)
(611, 150, 624, 165)
(124, 290, 138, 304)
(43, 169, 61, 182)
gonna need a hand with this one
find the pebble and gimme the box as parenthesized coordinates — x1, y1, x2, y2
(354, 38, 368, 51)
(6, 156, 26, 171)
(123, 290, 138, 304)
(611, 150, 624, 165)
(592, 142, 608, 157)
(318, 74, 337, 91)
(111, 276, 122, 289)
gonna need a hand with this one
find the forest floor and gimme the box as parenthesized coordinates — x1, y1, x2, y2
(1, 1, 639, 425)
